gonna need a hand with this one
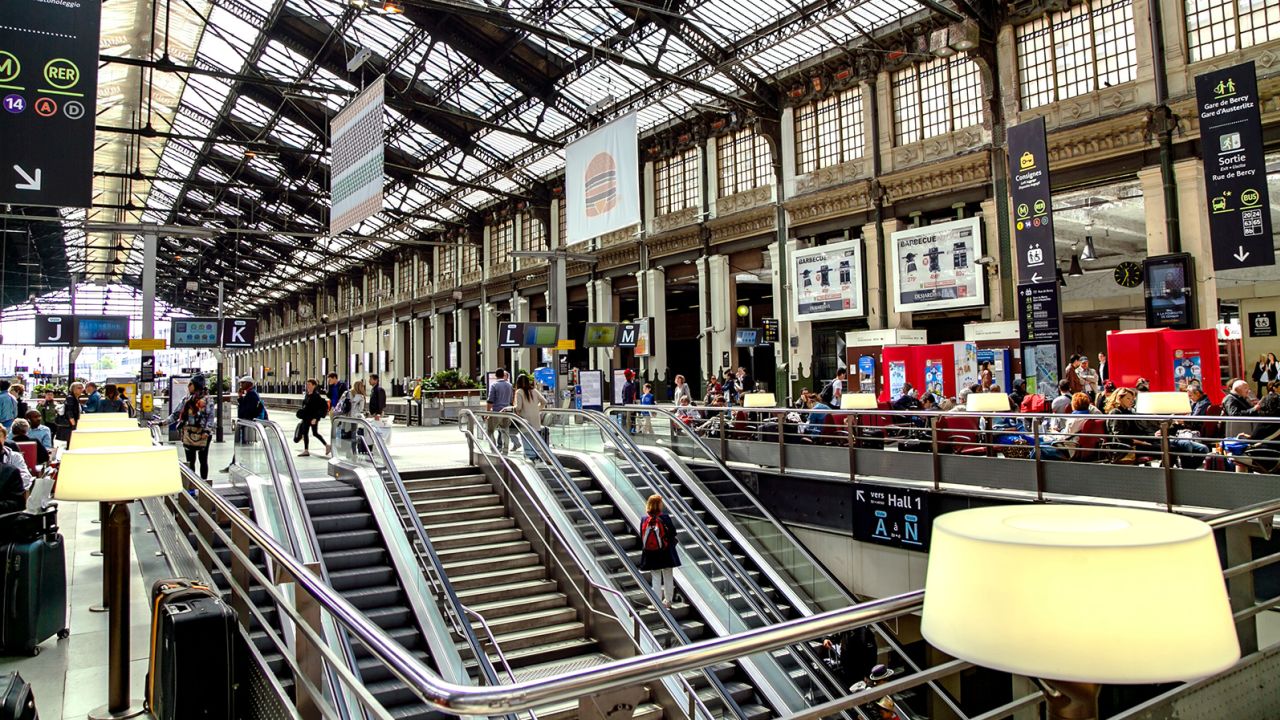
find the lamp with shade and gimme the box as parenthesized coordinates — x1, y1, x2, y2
(922, 504, 1239, 720)
(68, 428, 153, 450)
(839, 393, 879, 410)
(56, 446, 183, 720)
(75, 415, 138, 431)
(965, 392, 1010, 413)
(742, 392, 776, 409)
(1135, 391, 1191, 415)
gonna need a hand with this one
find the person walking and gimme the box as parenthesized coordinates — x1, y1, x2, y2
(169, 384, 214, 480)
(486, 369, 515, 451)
(58, 382, 83, 442)
(638, 494, 680, 608)
(671, 374, 692, 407)
(326, 372, 347, 415)
(98, 384, 126, 413)
(512, 373, 548, 460)
(297, 379, 331, 457)
(368, 373, 387, 420)
(0, 380, 16, 430)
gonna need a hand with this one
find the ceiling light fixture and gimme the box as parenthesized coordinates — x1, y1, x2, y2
(1081, 235, 1097, 261)
(1068, 254, 1084, 277)
(381, 0, 402, 13)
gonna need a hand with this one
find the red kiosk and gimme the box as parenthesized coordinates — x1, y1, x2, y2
(1106, 328, 1224, 402)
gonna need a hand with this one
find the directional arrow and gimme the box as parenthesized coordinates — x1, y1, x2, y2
(856, 490, 865, 502)
(1234, 246, 1251, 262)
(13, 166, 41, 191)
(1030, 272, 1043, 284)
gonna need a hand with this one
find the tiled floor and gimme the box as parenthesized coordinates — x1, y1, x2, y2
(0, 417, 471, 719)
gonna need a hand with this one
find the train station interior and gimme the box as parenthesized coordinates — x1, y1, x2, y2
(0, 0, 1279, 717)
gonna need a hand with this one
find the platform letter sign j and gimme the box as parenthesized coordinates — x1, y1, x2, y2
(47, 322, 61, 343)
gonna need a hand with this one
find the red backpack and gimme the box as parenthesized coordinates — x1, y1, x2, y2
(640, 514, 667, 551)
(1020, 393, 1048, 413)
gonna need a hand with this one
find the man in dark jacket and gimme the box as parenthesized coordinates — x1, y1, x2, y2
(368, 374, 387, 419)
(326, 373, 347, 415)
(1223, 380, 1257, 418)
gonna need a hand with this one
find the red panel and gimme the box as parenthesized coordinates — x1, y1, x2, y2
(1106, 328, 1224, 403)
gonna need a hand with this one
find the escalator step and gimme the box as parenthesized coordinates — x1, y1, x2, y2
(360, 604, 415, 631)
(344, 584, 405, 610)
(350, 625, 422, 658)
(311, 512, 376, 534)
(323, 546, 388, 571)
(317, 529, 380, 551)
(305, 495, 368, 516)
(328, 565, 398, 591)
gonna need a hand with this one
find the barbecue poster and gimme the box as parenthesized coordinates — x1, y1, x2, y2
(891, 217, 985, 313)
(793, 238, 864, 321)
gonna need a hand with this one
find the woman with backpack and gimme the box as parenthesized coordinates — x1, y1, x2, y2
(638, 494, 680, 608)
(168, 384, 214, 479)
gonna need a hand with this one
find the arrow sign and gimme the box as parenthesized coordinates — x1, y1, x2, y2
(1030, 272, 1042, 284)
(856, 490, 865, 502)
(13, 166, 40, 191)
(1234, 246, 1250, 262)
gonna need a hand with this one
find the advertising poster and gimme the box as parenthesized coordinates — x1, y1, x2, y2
(579, 370, 604, 409)
(888, 361, 907, 400)
(891, 218, 985, 313)
(924, 361, 945, 397)
(565, 113, 640, 244)
(953, 342, 979, 390)
(793, 238, 864, 321)
(858, 355, 877, 394)
(1173, 349, 1203, 391)
(1023, 343, 1060, 396)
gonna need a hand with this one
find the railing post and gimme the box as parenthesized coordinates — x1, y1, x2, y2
(230, 507, 254, 632)
(197, 491, 217, 573)
(1033, 420, 1044, 502)
(293, 561, 326, 720)
(1224, 524, 1260, 655)
(930, 415, 941, 492)
(776, 411, 786, 474)
(848, 413, 858, 480)
(719, 411, 728, 461)
(1161, 420, 1175, 512)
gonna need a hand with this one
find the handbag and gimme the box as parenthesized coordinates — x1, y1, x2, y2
(293, 421, 306, 443)
(180, 424, 209, 448)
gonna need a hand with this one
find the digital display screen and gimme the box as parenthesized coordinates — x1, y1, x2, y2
(524, 323, 560, 348)
(170, 317, 221, 347)
(734, 328, 759, 347)
(585, 323, 618, 347)
(1144, 254, 1194, 330)
(76, 316, 130, 347)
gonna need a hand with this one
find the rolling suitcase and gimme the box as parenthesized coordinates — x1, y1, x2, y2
(0, 672, 37, 719)
(0, 507, 68, 656)
(146, 579, 236, 720)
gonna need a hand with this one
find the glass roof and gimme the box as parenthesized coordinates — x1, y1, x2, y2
(71, 0, 928, 313)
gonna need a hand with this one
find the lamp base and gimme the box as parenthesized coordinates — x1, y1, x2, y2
(1042, 679, 1100, 720)
(87, 702, 146, 720)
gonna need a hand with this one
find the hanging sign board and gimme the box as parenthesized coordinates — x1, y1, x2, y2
(34, 315, 73, 347)
(1008, 117, 1059, 284)
(793, 239, 865, 321)
(330, 75, 385, 235)
(762, 318, 780, 344)
(853, 484, 931, 551)
(498, 322, 525, 348)
(891, 218, 985, 313)
(1017, 282, 1062, 343)
(128, 338, 167, 351)
(1194, 61, 1275, 271)
(221, 318, 258, 349)
(0, 0, 100, 207)
(170, 317, 221, 348)
(1248, 311, 1276, 338)
(75, 316, 130, 347)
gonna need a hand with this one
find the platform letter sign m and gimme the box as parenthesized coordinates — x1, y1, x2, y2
(619, 324, 638, 347)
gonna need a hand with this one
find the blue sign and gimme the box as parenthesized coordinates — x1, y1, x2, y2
(533, 366, 557, 394)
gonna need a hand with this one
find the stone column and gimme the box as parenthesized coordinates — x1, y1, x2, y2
(699, 254, 733, 382)
(454, 309, 473, 376)
(882, 217, 909, 327)
(860, 221, 890, 329)
(411, 316, 426, 378)
(430, 312, 446, 375)
(587, 278, 614, 372)
(1173, 157, 1218, 328)
(979, 198, 1007, 321)
(1138, 165, 1171, 256)
(479, 303, 498, 374)
(637, 268, 668, 383)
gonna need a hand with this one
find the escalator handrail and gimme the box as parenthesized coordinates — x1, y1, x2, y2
(546, 408, 860, 715)
(175, 466, 931, 715)
(328, 415, 505, 693)
(461, 409, 747, 720)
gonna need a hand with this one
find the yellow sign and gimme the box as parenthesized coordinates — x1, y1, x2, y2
(556, 339, 576, 351)
(1019, 151, 1035, 170)
(141, 393, 153, 413)
(129, 338, 167, 350)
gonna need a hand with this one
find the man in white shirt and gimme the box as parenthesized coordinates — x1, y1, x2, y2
(1076, 358, 1098, 396)
(831, 368, 847, 408)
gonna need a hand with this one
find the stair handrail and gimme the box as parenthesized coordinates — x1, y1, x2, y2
(328, 415, 507, 695)
(461, 409, 748, 720)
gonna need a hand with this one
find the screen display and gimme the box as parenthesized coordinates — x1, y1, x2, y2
(76, 316, 130, 347)
(734, 328, 759, 347)
(524, 323, 560, 348)
(585, 323, 618, 347)
(170, 317, 220, 347)
(1144, 255, 1194, 329)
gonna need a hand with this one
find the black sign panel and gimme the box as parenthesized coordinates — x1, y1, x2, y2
(853, 484, 931, 551)
(75, 315, 130, 347)
(1195, 61, 1276, 271)
(498, 322, 525, 348)
(1017, 282, 1062, 343)
(762, 318, 780, 344)
(34, 315, 72, 346)
(221, 318, 258, 348)
(1144, 254, 1195, 329)
(0, 0, 100, 207)
(140, 356, 155, 383)
(1248, 311, 1276, 338)
(1008, 117, 1058, 285)
(618, 323, 641, 348)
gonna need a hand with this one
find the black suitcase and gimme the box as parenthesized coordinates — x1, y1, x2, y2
(0, 508, 68, 656)
(0, 672, 37, 720)
(146, 579, 236, 720)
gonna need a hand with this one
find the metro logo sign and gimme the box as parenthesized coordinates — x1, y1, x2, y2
(222, 318, 258, 348)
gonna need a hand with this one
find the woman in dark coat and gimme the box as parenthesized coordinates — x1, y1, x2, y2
(296, 378, 331, 457)
(638, 494, 680, 608)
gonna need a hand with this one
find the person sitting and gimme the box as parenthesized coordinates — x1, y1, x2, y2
(1225, 392, 1280, 474)
(1009, 379, 1028, 410)
(1188, 385, 1211, 417)
(891, 383, 921, 412)
(21, 411, 52, 451)
(674, 395, 701, 425)
(1039, 393, 1095, 460)
(7, 419, 48, 467)
(801, 400, 834, 436)
(1106, 387, 1209, 468)
(1222, 379, 1257, 418)
(0, 426, 33, 498)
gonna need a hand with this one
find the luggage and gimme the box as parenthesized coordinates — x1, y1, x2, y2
(0, 510, 68, 656)
(0, 672, 37, 719)
(146, 579, 236, 720)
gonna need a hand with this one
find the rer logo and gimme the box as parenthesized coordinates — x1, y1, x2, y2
(43, 59, 79, 90)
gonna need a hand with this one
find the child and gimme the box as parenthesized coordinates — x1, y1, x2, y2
(640, 383, 655, 434)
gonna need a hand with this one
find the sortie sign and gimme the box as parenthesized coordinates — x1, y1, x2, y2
(0, 0, 100, 207)
(1194, 61, 1276, 271)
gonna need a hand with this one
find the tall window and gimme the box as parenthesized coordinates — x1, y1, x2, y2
(794, 87, 865, 175)
(892, 56, 984, 145)
(655, 148, 700, 215)
(1187, 0, 1280, 62)
(417, 252, 432, 290)
(461, 243, 480, 275)
(397, 256, 412, 294)
(523, 214, 547, 252)
(438, 245, 456, 279)
(558, 198, 569, 246)
(716, 129, 773, 197)
(1016, 0, 1137, 110)
(491, 219, 515, 267)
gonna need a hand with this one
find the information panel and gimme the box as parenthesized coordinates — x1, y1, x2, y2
(585, 323, 618, 347)
(498, 322, 525, 348)
(1017, 282, 1062, 343)
(0, 0, 101, 207)
(34, 315, 72, 346)
(1194, 61, 1276, 271)
(76, 316, 130, 347)
(170, 317, 221, 348)
(1008, 117, 1059, 284)
(1144, 254, 1195, 329)
(522, 323, 560, 348)
(330, 76, 385, 235)
(852, 484, 931, 551)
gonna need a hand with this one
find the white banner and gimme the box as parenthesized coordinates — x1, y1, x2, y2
(330, 76, 385, 235)
(565, 113, 640, 244)
(793, 238, 864, 321)
(891, 217, 986, 313)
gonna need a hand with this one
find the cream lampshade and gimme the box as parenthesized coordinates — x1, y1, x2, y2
(1136, 391, 1191, 415)
(56, 446, 183, 502)
(839, 393, 879, 410)
(76, 414, 138, 429)
(742, 392, 776, 408)
(69, 428, 153, 450)
(922, 504, 1239, 685)
(966, 392, 1010, 413)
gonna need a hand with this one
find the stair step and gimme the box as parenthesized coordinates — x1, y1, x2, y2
(421, 516, 516, 536)
(417, 505, 508, 524)
(480, 636, 598, 670)
(434, 540, 532, 564)
(455, 579, 559, 605)
(472, 607, 579, 636)
(471, 621, 587, 653)
(408, 483, 494, 499)
(413, 494, 502, 512)
(443, 552, 541, 576)
(429, 527, 524, 550)
(468, 592, 569, 619)
(448, 565, 546, 590)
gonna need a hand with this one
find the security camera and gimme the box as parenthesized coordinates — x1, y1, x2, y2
(974, 256, 996, 267)
(320, 313, 331, 323)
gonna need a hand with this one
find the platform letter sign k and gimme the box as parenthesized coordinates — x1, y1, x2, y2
(228, 324, 246, 345)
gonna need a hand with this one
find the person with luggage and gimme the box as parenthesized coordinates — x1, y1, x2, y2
(296, 379, 331, 457)
(169, 384, 215, 480)
(822, 626, 879, 692)
(638, 494, 680, 608)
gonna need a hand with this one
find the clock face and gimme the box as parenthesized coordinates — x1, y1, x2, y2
(1114, 261, 1143, 289)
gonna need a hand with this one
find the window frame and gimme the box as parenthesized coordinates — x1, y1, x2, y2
(716, 128, 774, 197)
(1185, 0, 1280, 62)
(794, 86, 866, 175)
(655, 147, 701, 215)
(891, 56, 985, 146)
(1015, 0, 1138, 110)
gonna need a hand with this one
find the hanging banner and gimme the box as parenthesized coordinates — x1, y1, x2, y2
(0, 0, 100, 207)
(1194, 61, 1276, 271)
(793, 238, 865, 321)
(565, 113, 640, 244)
(330, 75, 385, 235)
(1008, 117, 1059, 284)
(891, 217, 985, 313)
